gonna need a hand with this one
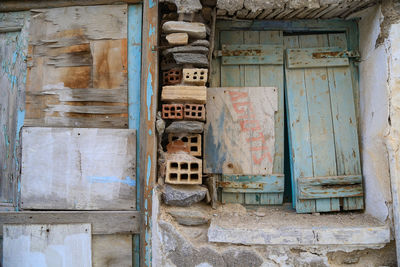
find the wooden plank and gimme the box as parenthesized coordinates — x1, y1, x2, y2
(128, 4, 143, 266)
(286, 47, 349, 68)
(220, 175, 284, 193)
(328, 33, 363, 210)
(21, 127, 136, 210)
(300, 34, 339, 212)
(221, 44, 283, 65)
(93, 234, 133, 267)
(3, 224, 92, 267)
(243, 31, 261, 205)
(161, 85, 207, 103)
(0, 0, 141, 11)
(259, 30, 284, 205)
(25, 5, 129, 128)
(299, 184, 363, 199)
(140, 0, 159, 265)
(24, 117, 128, 129)
(0, 211, 140, 235)
(284, 35, 315, 212)
(0, 12, 29, 208)
(204, 87, 278, 175)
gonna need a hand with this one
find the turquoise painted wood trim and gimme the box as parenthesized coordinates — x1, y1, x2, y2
(128, 4, 143, 267)
(298, 175, 362, 186)
(221, 175, 284, 193)
(286, 47, 349, 68)
(299, 184, 363, 200)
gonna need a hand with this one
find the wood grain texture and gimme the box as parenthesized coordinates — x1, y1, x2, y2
(3, 224, 92, 267)
(221, 44, 283, 65)
(0, 12, 29, 207)
(204, 87, 278, 175)
(286, 47, 349, 68)
(0, 211, 140, 235)
(25, 5, 129, 128)
(21, 127, 136, 210)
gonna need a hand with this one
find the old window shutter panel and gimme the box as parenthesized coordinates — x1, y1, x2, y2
(285, 33, 363, 213)
(206, 30, 285, 205)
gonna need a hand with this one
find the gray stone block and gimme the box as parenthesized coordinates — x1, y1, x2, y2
(222, 248, 263, 267)
(166, 121, 204, 133)
(163, 45, 209, 56)
(167, 207, 210, 225)
(163, 21, 207, 38)
(163, 184, 208, 206)
(173, 53, 209, 67)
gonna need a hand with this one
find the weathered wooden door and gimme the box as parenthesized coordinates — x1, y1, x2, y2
(208, 30, 285, 205)
(285, 33, 363, 213)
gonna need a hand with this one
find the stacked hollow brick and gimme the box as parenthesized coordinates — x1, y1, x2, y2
(160, 16, 210, 185)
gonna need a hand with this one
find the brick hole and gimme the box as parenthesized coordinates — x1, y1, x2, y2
(181, 163, 188, 170)
(172, 136, 179, 141)
(190, 173, 199, 180)
(197, 112, 202, 116)
(191, 137, 198, 142)
(193, 76, 197, 80)
(170, 162, 178, 169)
(186, 75, 190, 78)
(182, 137, 188, 142)
(181, 173, 188, 180)
(194, 71, 197, 74)
(191, 112, 196, 116)
(176, 106, 182, 110)
(191, 106, 196, 110)
(200, 76, 204, 80)
(164, 106, 170, 110)
(190, 146, 198, 152)
(169, 173, 178, 180)
(190, 163, 199, 171)
(200, 71, 204, 75)
(171, 107, 175, 111)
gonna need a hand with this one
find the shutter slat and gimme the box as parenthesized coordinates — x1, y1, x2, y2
(287, 47, 350, 68)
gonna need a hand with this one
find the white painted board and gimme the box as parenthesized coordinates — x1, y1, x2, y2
(3, 224, 92, 267)
(204, 87, 278, 175)
(21, 127, 136, 210)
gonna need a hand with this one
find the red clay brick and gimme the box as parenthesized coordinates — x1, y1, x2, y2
(163, 68, 182, 85)
(184, 104, 206, 121)
(162, 104, 184, 120)
(168, 133, 201, 157)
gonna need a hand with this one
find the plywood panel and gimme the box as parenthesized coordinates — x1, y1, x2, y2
(3, 224, 92, 267)
(25, 5, 129, 128)
(204, 87, 278, 175)
(21, 127, 136, 210)
(93, 234, 132, 267)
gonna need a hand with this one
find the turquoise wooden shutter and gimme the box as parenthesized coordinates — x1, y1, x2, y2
(208, 30, 285, 205)
(285, 33, 363, 213)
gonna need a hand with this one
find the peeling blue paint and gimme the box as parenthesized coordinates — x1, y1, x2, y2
(146, 155, 151, 186)
(149, 25, 155, 37)
(15, 180, 21, 212)
(144, 199, 148, 209)
(149, 0, 155, 9)
(12, 51, 17, 64)
(148, 129, 152, 136)
(146, 65, 153, 121)
(145, 219, 152, 266)
(13, 109, 25, 170)
(3, 125, 10, 148)
(87, 176, 136, 186)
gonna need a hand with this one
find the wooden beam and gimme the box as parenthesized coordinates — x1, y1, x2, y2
(0, 211, 140, 235)
(140, 0, 158, 266)
(0, 0, 141, 12)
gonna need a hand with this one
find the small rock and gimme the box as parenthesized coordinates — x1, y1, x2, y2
(166, 33, 189, 46)
(166, 121, 204, 133)
(216, 9, 227, 16)
(222, 248, 263, 267)
(163, 184, 208, 206)
(163, 45, 209, 56)
(313, 212, 320, 216)
(173, 53, 209, 67)
(236, 8, 249, 18)
(216, 0, 244, 16)
(162, 0, 202, 13)
(254, 211, 266, 217)
(163, 21, 207, 39)
(190, 39, 210, 47)
(156, 112, 166, 135)
(167, 207, 210, 225)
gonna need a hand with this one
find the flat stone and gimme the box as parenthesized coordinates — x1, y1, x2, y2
(166, 33, 189, 46)
(216, 0, 244, 15)
(162, 0, 202, 13)
(216, 9, 227, 16)
(173, 53, 209, 67)
(163, 184, 208, 206)
(163, 21, 207, 39)
(167, 207, 210, 225)
(166, 121, 204, 133)
(190, 39, 210, 47)
(163, 45, 209, 56)
(222, 248, 263, 267)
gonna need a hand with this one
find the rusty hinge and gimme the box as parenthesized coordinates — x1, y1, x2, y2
(312, 50, 360, 60)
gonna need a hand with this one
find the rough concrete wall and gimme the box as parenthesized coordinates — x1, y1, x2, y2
(358, 5, 392, 223)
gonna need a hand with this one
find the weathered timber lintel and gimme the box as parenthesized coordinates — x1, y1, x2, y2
(0, 211, 140, 235)
(0, 0, 142, 12)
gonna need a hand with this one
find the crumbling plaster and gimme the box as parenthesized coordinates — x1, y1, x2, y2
(358, 5, 392, 223)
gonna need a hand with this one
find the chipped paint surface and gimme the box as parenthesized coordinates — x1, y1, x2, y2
(0, 11, 29, 208)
